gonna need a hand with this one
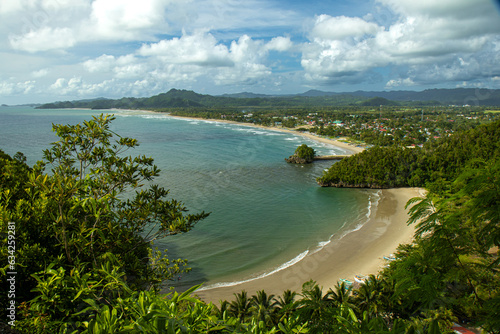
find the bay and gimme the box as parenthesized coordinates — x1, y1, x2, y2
(0, 106, 376, 289)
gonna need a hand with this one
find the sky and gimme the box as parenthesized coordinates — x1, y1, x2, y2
(1, 0, 500, 105)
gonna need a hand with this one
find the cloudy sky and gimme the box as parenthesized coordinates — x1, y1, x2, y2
(1, 0, 500, 104)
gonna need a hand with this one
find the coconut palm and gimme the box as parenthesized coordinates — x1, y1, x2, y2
(250, 290, 278, 325)
(276, 290, 298, 321)
(229, 291, 252, 321)
(354, 275, 387, 318)
(297, 280, 335, 332)
(326, 281, 354, 308)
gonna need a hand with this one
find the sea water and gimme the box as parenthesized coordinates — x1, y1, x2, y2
(0, 106, 376, 289)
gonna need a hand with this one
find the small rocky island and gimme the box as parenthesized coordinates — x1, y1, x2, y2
(285, 144, 316, 164)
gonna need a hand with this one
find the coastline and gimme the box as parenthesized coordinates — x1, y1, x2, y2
(162, 113, 365, 155)
(59, 108, 364, 155)
(195, 187, 424, 304)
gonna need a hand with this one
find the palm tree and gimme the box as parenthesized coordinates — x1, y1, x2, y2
(276, 290, 298, 321)
(297, 280, 334, 332)
(250, 290, 278, 325)
(229, 291, 252, 321)
(406, 194, 482, 304)
(354, 275, 387, 319)
(326, 281, 354, 308)
(215, 299, 230, 318)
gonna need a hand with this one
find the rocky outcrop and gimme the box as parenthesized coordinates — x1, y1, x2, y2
(285, 154, 313, 164)
(317, 180, 387, 188)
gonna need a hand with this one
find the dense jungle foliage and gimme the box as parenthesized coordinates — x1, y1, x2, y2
(317, 120, 500, 189)
(1, 116, 499, 333)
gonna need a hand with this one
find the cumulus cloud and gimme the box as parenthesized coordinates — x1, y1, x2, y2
(83, 54, 116, 73)
(9, 27, 76, 52)
(301, 0, 500, 87)
(139, 31, 233, 67)
(310, 15, 380, 40)
(3, 0, 299, 53)
(32, 68, 49, 78)
(265, 36, 293, 52)
(0, 79, 36, 95)
(74, 31, 277, 97)
(1, 0, 499, 103)
(88, 0, 170, 41)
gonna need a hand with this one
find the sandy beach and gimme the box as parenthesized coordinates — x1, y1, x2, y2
(163, 113, 365, 155)
(195, 187, 424, 304)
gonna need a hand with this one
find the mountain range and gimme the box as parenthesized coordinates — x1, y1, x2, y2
(37, 88, 500, 110)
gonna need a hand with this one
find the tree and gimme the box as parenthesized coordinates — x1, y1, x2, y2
(0, 114, 209, 328)
(229, 291, 253, 321)
(250, 290, 278, 326)
(285, 144, 316, 164)
(295, 144, 316, 161)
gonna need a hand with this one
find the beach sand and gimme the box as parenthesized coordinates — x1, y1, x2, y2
(195, 187, 424, 304)
(163, 114, 365, 155)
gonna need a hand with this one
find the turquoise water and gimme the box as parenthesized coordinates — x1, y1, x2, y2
(0, 107, 376, 289)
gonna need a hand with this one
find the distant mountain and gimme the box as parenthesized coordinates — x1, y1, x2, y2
(36, 88, 500, 110)
(296, 89, 340, 97)
(360, 97, 400, 107)
(346, 88, 500, 105)
(219, 92, 271, 98)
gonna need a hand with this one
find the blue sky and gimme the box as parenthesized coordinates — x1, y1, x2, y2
(1, 0, 500, 104)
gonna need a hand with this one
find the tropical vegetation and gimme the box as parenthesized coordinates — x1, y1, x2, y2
(317, 120, 500, 189)
(285, 144, 316, 164)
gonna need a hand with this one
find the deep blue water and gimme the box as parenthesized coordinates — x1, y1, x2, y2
(0, 106, 376, 288)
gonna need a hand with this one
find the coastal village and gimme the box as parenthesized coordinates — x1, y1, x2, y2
(187, 106, 499, 147)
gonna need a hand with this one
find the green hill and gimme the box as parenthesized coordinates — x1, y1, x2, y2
(317, 120, 500, 189)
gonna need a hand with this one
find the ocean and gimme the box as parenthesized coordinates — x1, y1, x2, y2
(0, 106, 378, 290)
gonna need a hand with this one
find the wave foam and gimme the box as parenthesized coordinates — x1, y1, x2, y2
(199, 250, 309, 290)
(366, 190, 382, 219)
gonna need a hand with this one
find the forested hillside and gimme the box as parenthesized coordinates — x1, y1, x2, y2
(317, 120, 500, 189)
(36, 87, 500, 110)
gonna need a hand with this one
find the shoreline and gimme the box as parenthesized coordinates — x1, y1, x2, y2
(56, 108, 364, 155)
(160, 113, 365, 155)
(195, 187, 424, 304)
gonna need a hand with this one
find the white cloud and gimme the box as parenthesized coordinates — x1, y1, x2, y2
(32, 69, 49, 78)
(385, 78, 415, 88)
(1, 0, 499, 103)
(0, 79, 36, 95)
(9, 27, 76, 52)
(83, 54, 116, 73)
(3, 0, 300, 53)
(139, 31, 233, 67)
(310, 15, 380, 40)
(301, 0, 500, 87)
(88, 0, 170, 41)
(265, 36, 293, 52)
(49, 31, 277, 98)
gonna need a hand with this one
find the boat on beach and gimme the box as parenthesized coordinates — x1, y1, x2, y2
(354, 275, 368, 283)
(339, 278, 353, 286)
